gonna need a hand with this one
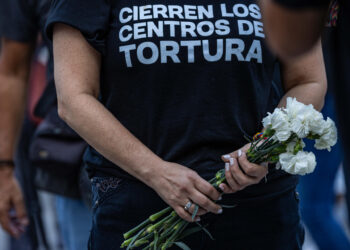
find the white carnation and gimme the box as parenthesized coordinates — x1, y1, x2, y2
(285, 97, 317, 138)
(262, 108, 291, 142)
(314, 118, 338, 151)
(309, 112, 326, 135)
(262, 113, 272, 128)
(278, 151, 316, 175)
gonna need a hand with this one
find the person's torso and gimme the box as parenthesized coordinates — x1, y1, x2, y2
(86, 0, 286, 182)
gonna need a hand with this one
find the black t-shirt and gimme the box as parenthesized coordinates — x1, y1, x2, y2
(46, 0, 298, 201)
(0, 0, 47, 42)
(273, 0, 330, 9)
(0, 0, 56, 118)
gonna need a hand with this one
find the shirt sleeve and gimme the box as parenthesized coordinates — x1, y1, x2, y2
(272, 0, 331, 9)
(45, 0, 111, 54)
(0, 0, 38, 42)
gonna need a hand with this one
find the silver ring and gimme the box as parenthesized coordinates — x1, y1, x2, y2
(184, 201, 192, 211)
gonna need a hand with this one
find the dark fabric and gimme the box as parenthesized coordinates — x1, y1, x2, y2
(271, 0, 350, 231)
(0, 0, 56, 118)
(320, 2, 350, 228)
(29, 106, 87, 197)
(0, 0, 41, 42)
(272, 0, 330, 9)
(332, 1, 350, 162)
(30, 106, 87, 175)
(46, 0, 299, 201)
(332, 1, 350, 227)
(298, 94, 350, 250)
(89, 176, 304, 250)
(45, 0, 111, 54)
(13, 117, 49, 250)
(79, 166, 93, 208)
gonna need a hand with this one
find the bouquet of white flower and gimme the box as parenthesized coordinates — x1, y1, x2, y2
(121, 97, 337, 250)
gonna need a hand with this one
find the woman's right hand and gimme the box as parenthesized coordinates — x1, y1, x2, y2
(148, 161, 222, 222)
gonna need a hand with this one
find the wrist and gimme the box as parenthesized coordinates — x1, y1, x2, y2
(0, 160, 15, 168)
(0, 165, 14, 178)
(141, 158, 168, 188)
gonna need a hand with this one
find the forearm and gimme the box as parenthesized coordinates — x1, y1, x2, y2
(53, 23, 166, 187)
(0, 39, 33, 162)
(58, 93, 164, 186)
(278, 82, 326, 111)
(278, 40, 327, 110)
(0, 75, 28, 160)
(261, 0, 328, 60)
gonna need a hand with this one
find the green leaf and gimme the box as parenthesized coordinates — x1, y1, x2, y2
(195, 222, 214, 240)
(174, 242, 191, 250)
(191, 205, 199, 221)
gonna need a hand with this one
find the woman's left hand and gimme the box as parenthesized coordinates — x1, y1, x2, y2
(220, 144, 268, 194)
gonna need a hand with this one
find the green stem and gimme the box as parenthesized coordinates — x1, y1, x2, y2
(147, 213, 173, 233)
(162, 221, 188, 250)
(124, 218, 150, 240)
(157, 218, 182, 245)
(126, 228, 146, 250)
(134, 232, 155, 247)
(149, 207, 172, 222)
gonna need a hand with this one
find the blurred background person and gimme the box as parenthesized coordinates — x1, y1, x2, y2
(0, 0, 91, 249)
(298, 4, 350, 248)
(261, 0, 350, 232)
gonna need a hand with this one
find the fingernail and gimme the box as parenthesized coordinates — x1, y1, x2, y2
(238, 150, 242, 157)
(225, 163, 230, 172)
(218, 196, 222, 201)
(229, 158, 234, 166)
(196, 217, 201, 222)
(218, 209, 223, 214)
(223, 155, 230, 159)
(219, 184, 225, 191)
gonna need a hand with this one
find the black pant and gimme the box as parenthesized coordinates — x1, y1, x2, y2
(89, 176, 304, 250)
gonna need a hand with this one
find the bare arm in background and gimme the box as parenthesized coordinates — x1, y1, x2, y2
(221, 40, 327, 193)
(0, 38, 33, 237)
(260, 0, 328, 61)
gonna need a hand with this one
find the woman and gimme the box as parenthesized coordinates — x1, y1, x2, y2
(46, 0, 327, 249)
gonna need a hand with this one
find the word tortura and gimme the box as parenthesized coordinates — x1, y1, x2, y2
(119, 39, 262, 67)
(117, 3, 265, 68)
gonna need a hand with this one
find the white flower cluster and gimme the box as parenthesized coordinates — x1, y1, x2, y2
(277, 151, 316, 176)
(314, 118, 337, 151)
(263, 97, 338, 175)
